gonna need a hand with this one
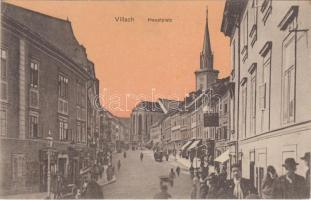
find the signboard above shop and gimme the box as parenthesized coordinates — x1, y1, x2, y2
(204, 112, 219, 127)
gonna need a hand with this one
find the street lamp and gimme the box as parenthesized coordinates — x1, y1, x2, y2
(46, 130, 54, 199)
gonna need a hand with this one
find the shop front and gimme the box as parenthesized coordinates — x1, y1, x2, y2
(39, 148, 58, 192)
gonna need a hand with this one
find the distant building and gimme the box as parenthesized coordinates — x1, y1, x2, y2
(130, 101, 164, 146)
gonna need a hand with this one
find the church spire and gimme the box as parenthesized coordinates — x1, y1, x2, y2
(201, 6, 214, 70)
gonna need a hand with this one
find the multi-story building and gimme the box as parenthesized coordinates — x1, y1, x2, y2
(161, 114, 172, 151)
(0, 3, 101, 195)
(150, 118, 162, 143)
(170, 110, 183, 150)
(221, 0, 311, 192)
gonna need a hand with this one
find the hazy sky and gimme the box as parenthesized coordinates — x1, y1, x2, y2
(8, 0, 230, 117)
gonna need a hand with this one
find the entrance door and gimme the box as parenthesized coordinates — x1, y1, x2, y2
(58, 158, 66, 177)
(256, 167, 264, 195)
(39, 161, 47, 192)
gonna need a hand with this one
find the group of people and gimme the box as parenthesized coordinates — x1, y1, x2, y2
(168, 167, 181, 186)
(189, 153, 310, 199)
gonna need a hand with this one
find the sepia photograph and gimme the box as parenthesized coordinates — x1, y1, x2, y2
(0, 0, 310, 199)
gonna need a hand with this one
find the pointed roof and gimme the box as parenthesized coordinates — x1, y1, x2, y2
(202, 7, 212, 57)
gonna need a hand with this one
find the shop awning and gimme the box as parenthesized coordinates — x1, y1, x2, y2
(187, 140, 201, 151)
(181, 140, 193, 151)
(214, 150, 230, 163)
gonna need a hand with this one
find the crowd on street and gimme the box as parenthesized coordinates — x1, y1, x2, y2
(152, 150, 310, 199)
(49, 149, 119, 199)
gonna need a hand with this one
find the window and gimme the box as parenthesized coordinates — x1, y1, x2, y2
(0, 106, 7, 136)
(224, 103, 228, 114)
(260, 0, 272, 24)
(29, 114, 39, 138)
(1, 49, 8, 100)
(250, 0, 258, 47)
(224, 126, 227, 140)
(259, 42, 272, 132)
(30, 90, 39, 108)
(232, 40, 236, 70)
(241, 12, 248, 61)
(241, 84, 247, 138)
(12, 154, 25, 180)
(282, 34, 295, 124)
(1, 49, 7, 80)
(76, 121, 86, 143)
(59, 117, 68, 141)
(58, 75, 68, 115)
(58, 74, 68, 99)
(30, 61, 39, 88)
(250, 67, 257, 136)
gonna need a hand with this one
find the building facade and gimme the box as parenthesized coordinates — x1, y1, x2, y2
(221, 0, 311, 192)
(130, 101, 164, 147)
(0, 3, 100, 195)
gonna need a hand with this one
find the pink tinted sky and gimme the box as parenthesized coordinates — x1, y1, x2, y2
(8, 0, 230, 117)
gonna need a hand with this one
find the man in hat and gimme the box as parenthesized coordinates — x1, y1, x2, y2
(225, 163, 257, 199)
(276, 158, 308, 199)
(301, 152, 310, 198)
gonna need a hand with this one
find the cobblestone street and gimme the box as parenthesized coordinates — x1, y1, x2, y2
(103, 150, 192, 199)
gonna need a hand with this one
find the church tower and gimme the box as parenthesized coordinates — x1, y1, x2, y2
(195, 7, 219, 91)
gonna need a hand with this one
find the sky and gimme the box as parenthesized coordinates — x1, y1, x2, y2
(7, 0, 230, 117)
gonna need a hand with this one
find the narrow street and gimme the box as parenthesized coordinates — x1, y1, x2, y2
(103, 150, 192, 199)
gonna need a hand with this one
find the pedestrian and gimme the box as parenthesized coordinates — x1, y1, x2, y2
(190, 183, 198, 199)
(92, 163, 100, 181)
(81, 173, 104, 199)
(123, 151, 127, 159)
(218, 166, 227, 187)
(191, 172, 200, 198)
(140, 152, 144, 161)
(169, 168, 176, 187)
(261, 165, 278, 198)
(275, 158, 308, 199)
(53, 173, 64, 199)
(176, 166, 181, 177)
(153, 184, 172, 199)
(225, 163, 257, 199)
(199, 176, 208, 198)
(107, 164, 112, 181)
(206, 173, 228, 199)
(189, 164, 194, 179)
(165, 153, 169, 161)
(99, 164, 104, 179)
(301, 152, 310, 198)
(112, 165, 115, 179)
(117, 159, 121, 171)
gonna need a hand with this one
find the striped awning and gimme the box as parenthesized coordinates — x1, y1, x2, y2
(214, 150, 230, 163)
(187, 140, 201, 151)
(180, 140, 193, 151)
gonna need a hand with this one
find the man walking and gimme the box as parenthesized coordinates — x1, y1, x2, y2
(140, 152, 144, 161)
(117, 159, 121, 171)
(169, 168, 176, 187)
(225, 164, 257, 198)
(176, 166, 181, 177)
(276, 158, 308, 199)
